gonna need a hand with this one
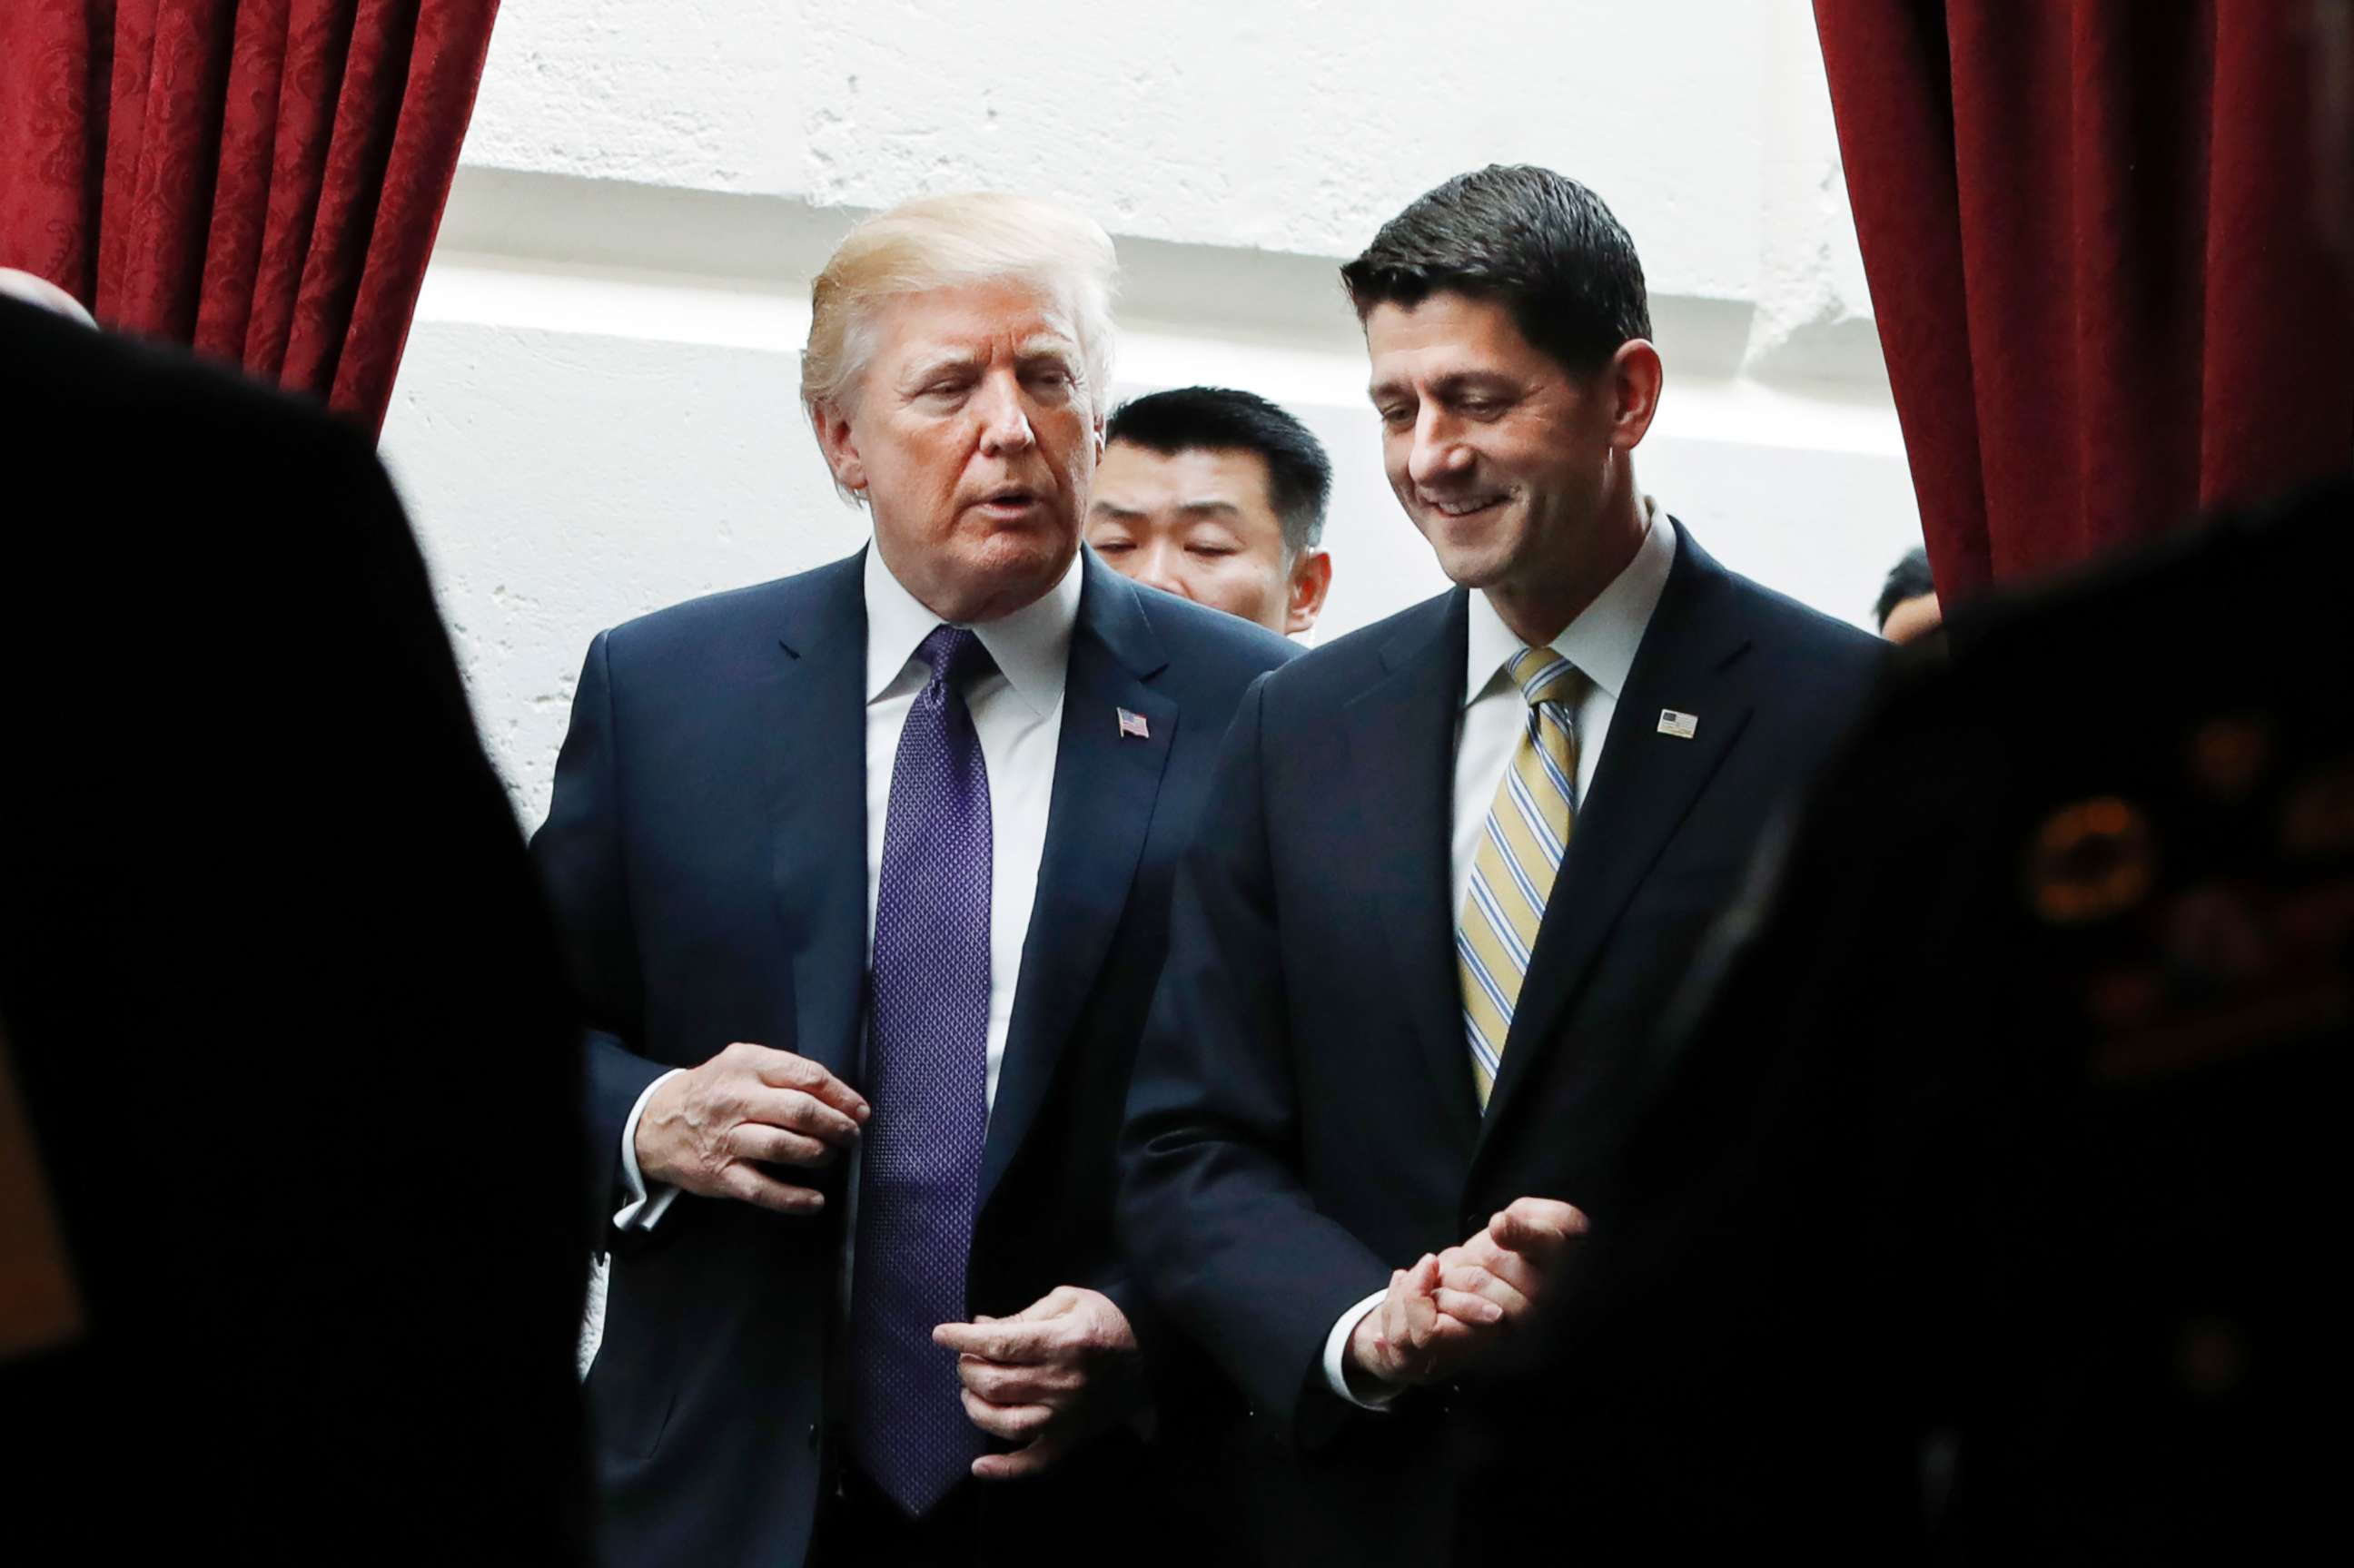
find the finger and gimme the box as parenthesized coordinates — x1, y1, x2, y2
(742, 1087, 863, 1149)
(1005, 1287, 1083, 1324)
(934, 1318, 1062, 1364)
(1457, 1234, 1542, 1299)
(1439, 1261, 1532, 1318)
(725, 1123, 836, 1169)
(973, 1430, 1073, 1482)
(718, 1163, 824, 1216)
(1431, 1287, 1504, 1326)
(1420, 1313, 1482, 1367)
(742, 1047, 872, 1122)
(1489, 1198, 1589, 1262)
(1400, 1260, 1440, 1351)
(956, 1355, 1078, 1405)
(960, 1387, 1054, 1442)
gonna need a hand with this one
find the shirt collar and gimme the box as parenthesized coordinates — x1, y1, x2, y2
(863, 539, 1082, 718)
(1462, 496, 1678, 708)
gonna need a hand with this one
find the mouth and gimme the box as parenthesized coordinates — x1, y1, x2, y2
(1422, 492, 1508, 521)
(976, 486, 1043, 517)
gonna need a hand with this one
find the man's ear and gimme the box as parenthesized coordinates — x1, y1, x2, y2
(1605, 339, 1664, 451)
(1285, 549, 1334, 636)
(810, 399, 866, 495)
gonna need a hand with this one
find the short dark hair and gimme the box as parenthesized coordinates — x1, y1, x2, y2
(1340, 164, 1652, 376)
(1874, 547, 1935, 628)
(1105, 386, 1333, 554)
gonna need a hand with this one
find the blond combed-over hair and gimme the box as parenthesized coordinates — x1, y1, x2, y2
(801, 192, 1119, 500)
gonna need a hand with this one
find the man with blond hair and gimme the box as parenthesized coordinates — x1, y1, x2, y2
(534, 193, 1294, 1564)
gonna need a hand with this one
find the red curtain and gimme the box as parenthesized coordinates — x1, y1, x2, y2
(1815, 0, 2354, 602)
(0, 1, 499, 437)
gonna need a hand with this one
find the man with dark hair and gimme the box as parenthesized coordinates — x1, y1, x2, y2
(1875, 545, 1942, 642)
(1120, 164, 1892, 1557)
(1089, 387, 1335, 636)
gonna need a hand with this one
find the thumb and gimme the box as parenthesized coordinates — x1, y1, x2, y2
(1491, 1198, 1588, 1257)
(1006, 1287, 1079, 1323)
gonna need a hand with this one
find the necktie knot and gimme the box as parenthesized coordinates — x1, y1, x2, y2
(915, 625, 992, 695)
(1508, 647, 1582, 709)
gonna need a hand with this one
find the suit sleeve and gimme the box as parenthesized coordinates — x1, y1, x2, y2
(529, 631, 670, 1235)
(1118, 676, 1392, 1445)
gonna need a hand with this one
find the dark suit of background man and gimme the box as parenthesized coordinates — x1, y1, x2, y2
(535, 193, 1295, 1567)
(0, 293, 591, 1561)
(1120, 165, 1892, 1561)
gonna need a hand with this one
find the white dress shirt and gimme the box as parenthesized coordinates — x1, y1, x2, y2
(581, 544, 1081, 1372)
(1320, 503, 1678, 1407)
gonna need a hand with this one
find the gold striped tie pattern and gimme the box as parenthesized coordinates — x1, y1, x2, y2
(1457, 647, 1585, 1109)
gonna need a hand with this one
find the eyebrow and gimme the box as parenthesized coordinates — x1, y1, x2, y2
(902, 350, 982, 385)
(1088, 498, 1246, 520)
(1367, 370, 1519, 403)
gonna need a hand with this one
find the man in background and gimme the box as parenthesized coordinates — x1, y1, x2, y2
(1875, 545, 1942, 642)
(1088, 386, 1334, 636)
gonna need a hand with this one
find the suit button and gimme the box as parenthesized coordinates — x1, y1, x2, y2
(1461, 1209, 1483, 1235)
(806, 1422, 819, 1451)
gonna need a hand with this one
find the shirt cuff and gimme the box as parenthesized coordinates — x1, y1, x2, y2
(613, 1069, 684, 1232)
(1322, 1288, 1403, 1411)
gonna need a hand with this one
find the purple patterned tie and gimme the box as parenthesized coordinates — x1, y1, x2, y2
(849, 624, 994, 1516)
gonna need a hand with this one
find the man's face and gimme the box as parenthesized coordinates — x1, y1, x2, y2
(1363, 291, 1623, 602)
(816, 279, 1100, 624)
(1086, 441, 1330, 635)
(1880, 592, 1944, 645)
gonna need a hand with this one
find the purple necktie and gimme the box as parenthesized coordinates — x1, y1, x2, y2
(849, 624, 994, 1516)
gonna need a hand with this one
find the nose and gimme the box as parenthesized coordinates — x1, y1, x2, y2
(1406, 405, 1472, 489)
(1132, 539, 1192, 599)
(975, 371, 1036, 456)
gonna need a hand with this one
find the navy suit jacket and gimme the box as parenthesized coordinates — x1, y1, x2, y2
(1121, 522, 1896, 1558)
(533, 545, 1295, 1566)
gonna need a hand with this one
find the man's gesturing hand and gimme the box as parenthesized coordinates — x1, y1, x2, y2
(633, 1041, 869, 1214)
(1344, 1197, 1589, 1393)
(933, 1287, 1141, 1481)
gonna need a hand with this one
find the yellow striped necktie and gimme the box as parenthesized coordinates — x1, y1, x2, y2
(1458, 647, 1585, 1109)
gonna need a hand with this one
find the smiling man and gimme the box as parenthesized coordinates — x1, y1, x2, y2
(1087, 387, 1334, 636)
(1120, 166, 1889, 1557)
(535, 193, 1295, 1567)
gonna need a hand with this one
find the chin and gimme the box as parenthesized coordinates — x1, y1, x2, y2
(1424, 535, 1514, 591)
(962, 528, 1076, 598)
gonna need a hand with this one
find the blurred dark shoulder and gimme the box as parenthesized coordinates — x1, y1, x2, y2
(1646, 475, 2353, 1560)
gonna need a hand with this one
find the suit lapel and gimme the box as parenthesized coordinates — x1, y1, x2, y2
(1343, 589, 1485, 1152)
(767, 551, 871, 1088)
(1473, 526, 1756, 1156)
(978, 555, 1175, 1208)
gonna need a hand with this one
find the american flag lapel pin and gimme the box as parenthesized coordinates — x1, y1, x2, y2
(1657, 709, 1699, 740)
(1116, 706, 1151, 740)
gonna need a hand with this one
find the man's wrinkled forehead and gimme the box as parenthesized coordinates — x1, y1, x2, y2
(878, 279, 1081, 356)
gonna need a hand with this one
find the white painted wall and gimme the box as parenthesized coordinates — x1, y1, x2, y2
(380, 0, 1920, 825)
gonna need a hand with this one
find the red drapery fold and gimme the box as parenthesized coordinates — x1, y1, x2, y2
(0, 0, 499, 437)
(1815, 0, 2354, 602)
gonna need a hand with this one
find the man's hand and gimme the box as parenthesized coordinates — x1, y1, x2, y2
(1344, 1197, 1589, 1394)
(633, 1041, 868, 1214)
(933, 1286, 1142, 1481)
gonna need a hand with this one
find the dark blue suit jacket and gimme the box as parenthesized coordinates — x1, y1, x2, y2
(532, 545, 1295, 1566)
(1121, 522, 1894, 1558)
